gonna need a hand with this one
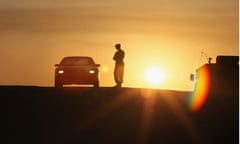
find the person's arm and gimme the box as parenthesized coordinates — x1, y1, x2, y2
(113, 52, 117, 60)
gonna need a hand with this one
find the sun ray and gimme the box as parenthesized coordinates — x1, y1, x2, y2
(75, 89, 137, 132)
(160, 91, 202, 143)
(138, 89, 157, 144)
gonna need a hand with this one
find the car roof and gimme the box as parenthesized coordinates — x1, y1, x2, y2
(59, 56, 96, 65)
(62, 56, 93, 60)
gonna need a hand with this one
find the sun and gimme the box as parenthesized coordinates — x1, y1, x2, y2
(144, 66, 166, 86)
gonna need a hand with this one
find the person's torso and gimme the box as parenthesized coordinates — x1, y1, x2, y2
(114, 50, 125, 63)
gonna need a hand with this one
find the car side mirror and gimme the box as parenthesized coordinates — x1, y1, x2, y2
(95, 64, 100, 67)
(190, 73, 194, 81)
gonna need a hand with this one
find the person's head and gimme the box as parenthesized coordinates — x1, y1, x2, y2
(115, 43, 121, 50)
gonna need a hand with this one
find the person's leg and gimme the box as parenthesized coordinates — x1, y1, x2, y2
(114, 65, 118, 84)
(118, 64, 124, 83)
(114, 65, 121, 87)
(116, 64, 124, 87)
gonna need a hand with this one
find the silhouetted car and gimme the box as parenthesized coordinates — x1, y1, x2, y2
(54, 56, 100, 88)
(191, 55, 239, 95)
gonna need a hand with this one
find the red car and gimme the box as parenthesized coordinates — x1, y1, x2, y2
(54, 56, 100, 88)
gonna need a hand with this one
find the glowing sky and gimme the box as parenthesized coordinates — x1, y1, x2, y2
(0, 0, 238, 90)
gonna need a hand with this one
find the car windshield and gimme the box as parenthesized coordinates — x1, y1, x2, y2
(60, 57, 94, 65)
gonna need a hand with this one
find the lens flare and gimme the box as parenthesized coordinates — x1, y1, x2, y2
(189, 65, 210, 112)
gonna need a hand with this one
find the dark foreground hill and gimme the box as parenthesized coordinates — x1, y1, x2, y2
(2, 86, 238, 144)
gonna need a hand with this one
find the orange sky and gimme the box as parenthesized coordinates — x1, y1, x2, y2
(0, 0, 238, 90)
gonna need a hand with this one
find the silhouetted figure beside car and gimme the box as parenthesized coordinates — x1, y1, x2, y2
(113, 43, 125, 87)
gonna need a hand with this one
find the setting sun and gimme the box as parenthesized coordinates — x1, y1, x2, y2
(144, 66, 166, 86)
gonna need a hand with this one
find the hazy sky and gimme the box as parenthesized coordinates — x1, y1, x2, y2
(0, 0, 238, 90)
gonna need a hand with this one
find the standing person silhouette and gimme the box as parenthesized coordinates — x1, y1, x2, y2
(113, 43, 125, 87)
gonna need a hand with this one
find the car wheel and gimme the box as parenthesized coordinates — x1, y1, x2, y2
(55, 79, 62, 88)
(93, 80, 99, 88)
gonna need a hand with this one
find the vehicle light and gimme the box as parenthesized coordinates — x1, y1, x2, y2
(58, 70, 64, 74)
(89, 70, 95, 74)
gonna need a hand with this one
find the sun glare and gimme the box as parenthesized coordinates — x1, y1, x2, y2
(144, 66, 166, 86)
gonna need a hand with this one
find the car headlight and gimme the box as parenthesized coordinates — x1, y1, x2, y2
(58, 70, 64, 74)
(89, 70, 96, 74)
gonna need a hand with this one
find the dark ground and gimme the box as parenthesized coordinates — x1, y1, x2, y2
(2, 86, 238, 144)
